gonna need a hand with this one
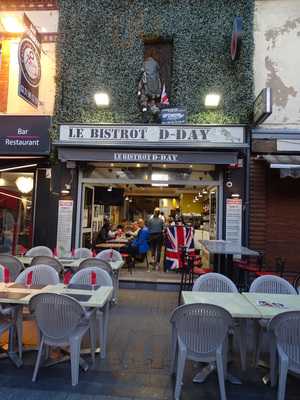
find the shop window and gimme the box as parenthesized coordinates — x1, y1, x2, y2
(0, 172, 34, 255)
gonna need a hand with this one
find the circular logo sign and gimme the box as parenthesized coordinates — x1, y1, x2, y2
(18, 37, 41, 87)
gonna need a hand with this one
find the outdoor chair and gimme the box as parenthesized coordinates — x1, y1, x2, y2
(26, 246, 53, 257)
(15, 264, 60, 286)
(170, 303, 232, 400)
(96, 249, 123, 262)
(79, 258, 113, 276)
(29, 293, 96, 386)
(73, 247, 92, 258)
(193, 273, 246, 370)
(0, 255, 24, 281)
(30, 256, 64, 275)
(69, 267, 113, 359)
(249, 275, 297, 371)
(293, 273, 300, 294)
(268, 311, 300, 399)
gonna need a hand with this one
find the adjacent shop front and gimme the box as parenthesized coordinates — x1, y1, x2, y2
(0, 115, 50, 254)
(54, 123, 249, 256)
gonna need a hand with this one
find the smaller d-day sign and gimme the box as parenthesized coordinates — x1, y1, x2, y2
(253, 88, 272, 125)
(18, 14, 42, 108)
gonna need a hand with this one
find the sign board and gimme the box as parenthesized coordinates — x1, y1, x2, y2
(225, 198, 242, 245)
(59, 124, 245, 148)
(56, 200, 73, 256)
(253, 88, 272, 125)
(277, 140, 300, 152)
(0, 116, 50, 155)
(160, 108, 186, 124)
(231, 16, 243, 61)
(18, 14, 42, 108)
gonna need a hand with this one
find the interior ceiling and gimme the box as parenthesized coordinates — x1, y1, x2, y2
(0, 10, 58, 32)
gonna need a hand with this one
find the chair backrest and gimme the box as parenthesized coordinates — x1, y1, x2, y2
(192, 272, 238, 293)
(29, 293, 85, 340)
(0, 264, 5, 282)
(73, 247, 92, 258)
(0, 255, 23, 281)
(268, 311, 300, 373)
(70, 267, 113, 287)
(26, 246, 53, 257)
(170, 303, 232, 356)
(249, 275, 297, 294)
(293, 273, 300, 294)
(15, 265, 59, 285)
(30, 256, 63, 274)
(78, 258, 113, 276)
(96, 249, 122, 262)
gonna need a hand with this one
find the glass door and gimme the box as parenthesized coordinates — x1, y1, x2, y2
(80, 184, 94, 248)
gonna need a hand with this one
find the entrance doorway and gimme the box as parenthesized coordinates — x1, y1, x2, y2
(76, 163, 222, 262)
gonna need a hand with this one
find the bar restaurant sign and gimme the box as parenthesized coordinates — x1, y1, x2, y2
(59, 124, 245, 148)
(18, 14, 42, 108)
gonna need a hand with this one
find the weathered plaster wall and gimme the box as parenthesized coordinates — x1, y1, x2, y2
(254, 0, 300, 127)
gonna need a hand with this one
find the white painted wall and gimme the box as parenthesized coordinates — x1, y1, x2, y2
(254, 0, 300, 127)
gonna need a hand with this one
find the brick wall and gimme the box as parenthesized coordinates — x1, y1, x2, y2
(0, 41, 10, 112)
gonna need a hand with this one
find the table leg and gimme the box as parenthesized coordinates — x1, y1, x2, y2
(101, 301, 110, 359)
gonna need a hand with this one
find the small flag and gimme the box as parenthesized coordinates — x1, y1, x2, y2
(4, 266, 10, 284)
(160, 84, 169, 105)
(63, 270, 73, 285)
(26, 271, 33, 287)
(91, 271, 97, 285)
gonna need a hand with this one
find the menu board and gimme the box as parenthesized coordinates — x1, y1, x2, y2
(56, 200, 73, 256)
(225, 199, 242, 245)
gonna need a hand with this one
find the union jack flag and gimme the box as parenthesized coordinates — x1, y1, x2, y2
(164, 225, 195, 270)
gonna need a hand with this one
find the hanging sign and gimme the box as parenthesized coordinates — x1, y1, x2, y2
(18, 14, 42, 108)
(231, 16, 243, 61)
(56, 200, 73, 256)
(225, 198, 242, 245)
(253, 88, 272, 125)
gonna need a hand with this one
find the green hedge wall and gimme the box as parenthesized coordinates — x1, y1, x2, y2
(54, 0, 254, 130)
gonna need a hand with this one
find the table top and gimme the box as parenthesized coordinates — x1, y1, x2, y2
(0, 282, 113, 308)
(182, 291, 261, 319)
(242, 293, 300, 319)
(16, 256, 124, 271)
(201, 240, 259, 256)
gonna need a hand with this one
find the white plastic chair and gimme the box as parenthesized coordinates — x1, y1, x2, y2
(26, 246, 53, 257)
(170, 303, 232, 400)
(73, 248, 92, 259)
(249, 275, 297, 372)
(30, 256, 63, 274)
(96, 249, 122, 262)
(70, 267, 113, 359)
(268, 311, 300, 399)
(16, 265, 60, 286)
(29, 293, 96, 386)
(192, 273, 246, 370)
(0, 255, 24, 281)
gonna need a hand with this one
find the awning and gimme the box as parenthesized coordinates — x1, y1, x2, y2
(58, 147, 238, 165)
(262, 155, 300, 168)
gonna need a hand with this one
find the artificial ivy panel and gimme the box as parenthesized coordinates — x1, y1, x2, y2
(54, 0, 254, 131)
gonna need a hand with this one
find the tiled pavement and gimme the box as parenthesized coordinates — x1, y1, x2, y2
(0, 289, 299, 400)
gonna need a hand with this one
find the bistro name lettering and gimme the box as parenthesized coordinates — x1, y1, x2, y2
(114, 152, 178, 162)
(68, 127, 209, 141)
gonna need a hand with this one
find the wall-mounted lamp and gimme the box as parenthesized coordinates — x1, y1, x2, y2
(205, 93, 221, 108)
(94, 92, 110, 107)
(61, 184, 71, 195)
(107, 186, 113, 192)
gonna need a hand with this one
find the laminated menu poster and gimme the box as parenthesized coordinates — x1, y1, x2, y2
(225, 198, 242, 245)
(56, 200, 73, 256)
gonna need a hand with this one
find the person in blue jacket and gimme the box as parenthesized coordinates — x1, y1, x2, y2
(120, 218, 149, 262)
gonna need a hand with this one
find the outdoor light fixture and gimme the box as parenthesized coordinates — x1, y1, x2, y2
(107, 186, 113, 192)
(202, 189, 208, 194)
(205, 94, 221, 108)
(231, 193, 240, 198)
(61, 184, 71, 195)
(0, 16, 24, 33)
(136, 163, 141, 168)
(94, 92, 110, 107)
(0, 178, 5, 186)
(15, 176, 33, 194)
(125, 196, 129, 201)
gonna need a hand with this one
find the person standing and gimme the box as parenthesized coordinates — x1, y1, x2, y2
(148, 207, 164, 271)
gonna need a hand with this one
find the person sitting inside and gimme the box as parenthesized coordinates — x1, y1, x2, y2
(120, 218, 149, 263)
(94, 219, 116, 244)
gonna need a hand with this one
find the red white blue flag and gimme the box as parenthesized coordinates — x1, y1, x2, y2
(165, 226, 195, 270)
(160, 83, 169, 105)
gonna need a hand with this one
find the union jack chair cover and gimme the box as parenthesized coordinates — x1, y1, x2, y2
(164, 225, 195, 271)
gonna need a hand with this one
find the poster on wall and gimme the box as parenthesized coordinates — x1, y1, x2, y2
(225, 198, 242, 245)
(18, 14, 42, 108)
(56, 200, 73, 256)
